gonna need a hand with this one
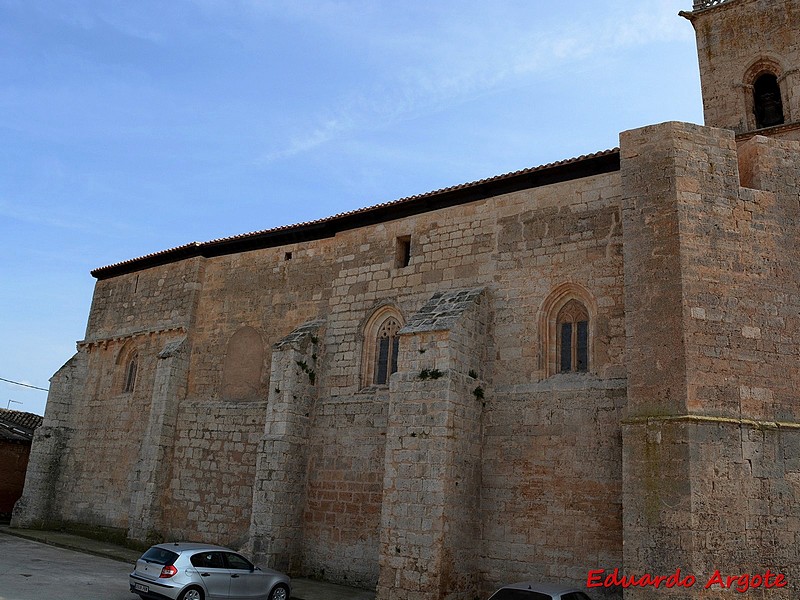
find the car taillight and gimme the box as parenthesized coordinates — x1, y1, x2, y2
(159, 565, 178, 578)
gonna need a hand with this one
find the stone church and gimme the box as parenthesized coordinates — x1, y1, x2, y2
(13, 0, 800, 598)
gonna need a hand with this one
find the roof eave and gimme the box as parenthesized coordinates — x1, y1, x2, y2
(91, 148, 620, 280)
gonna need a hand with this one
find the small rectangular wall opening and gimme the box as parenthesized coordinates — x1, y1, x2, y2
(284, 251, 293, 261)
(396, 236, 411, 268)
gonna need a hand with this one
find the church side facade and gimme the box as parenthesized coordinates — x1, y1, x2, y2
(14, 1, 800, 599)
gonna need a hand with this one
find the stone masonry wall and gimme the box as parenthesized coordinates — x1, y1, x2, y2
(56, 333, 177, 529)
(481, 378, 626, 600)
(161, 399, 266, 547)
(302, 391, 387, 588)
(15, 258, 205, 532)
(128, 337, 190, 542)
(12, 351, 85, 527)
(85, 258, 205, 341)
(168, 168, 626, 589)
(482, 169, 626, 597)
(28, 162, 627, 595)
(249, 320, 323, 575)
(621, 121, 800, 599)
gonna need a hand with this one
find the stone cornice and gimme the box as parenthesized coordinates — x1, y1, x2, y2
(735, 121, 800, 141)
(77, 326, 188, 350)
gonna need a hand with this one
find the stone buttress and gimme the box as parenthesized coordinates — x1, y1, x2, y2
(377, 288, 491, 600)
(249, 320, 325, 572)
(621, 120, 800, 598)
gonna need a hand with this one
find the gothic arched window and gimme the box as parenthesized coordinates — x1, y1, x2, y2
(116, 343, 139, 394)
(123, 351, 138, 393)
(362, 307, 404, 388)
(556, 300, 589, 373)
(538, 283, 596, 379)
(753, 73, 784, 129)
(374, 317, 401, 385)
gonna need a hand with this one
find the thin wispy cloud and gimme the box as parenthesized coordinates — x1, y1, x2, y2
(0, 196, 144, 238)
(249, 2, 692, 164)
(27, 1, 167, 43)
(256, 117, 352, 164)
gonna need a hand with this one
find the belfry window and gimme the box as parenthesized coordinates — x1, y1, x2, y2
(374, 317, 400, 385)
(753, 73, 784, 129)
(123, 352, 138, 393)
(557, 300, 589, 373)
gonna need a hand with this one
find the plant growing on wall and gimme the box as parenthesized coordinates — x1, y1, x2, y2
(296, 360, 316, 385)
(418, 368, 443, 380)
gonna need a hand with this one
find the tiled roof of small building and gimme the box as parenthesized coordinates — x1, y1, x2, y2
(0, 409, 43, 443)
(92, 148, 620, 280)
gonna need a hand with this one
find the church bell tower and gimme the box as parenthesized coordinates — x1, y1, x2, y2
(681, 0, 800, 140)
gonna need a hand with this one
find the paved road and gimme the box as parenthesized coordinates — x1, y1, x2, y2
(0, 534, 133, 600)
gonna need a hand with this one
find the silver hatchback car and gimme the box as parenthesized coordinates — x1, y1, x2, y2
(129, 542, 291, 600)
(487, 581, 592, 600)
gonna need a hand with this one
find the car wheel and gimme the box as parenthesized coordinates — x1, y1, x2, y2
(178, 587, 204, 600)
(268, 583, 289, 600)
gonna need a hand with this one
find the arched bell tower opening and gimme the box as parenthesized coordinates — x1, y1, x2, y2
(753, 72, 785, 128)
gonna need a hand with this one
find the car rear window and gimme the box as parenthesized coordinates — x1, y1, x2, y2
(488, 590, 551, 600)
(141, 547, 179, 566)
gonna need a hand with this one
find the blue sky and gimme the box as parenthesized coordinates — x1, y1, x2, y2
(1, 0, 703, 416)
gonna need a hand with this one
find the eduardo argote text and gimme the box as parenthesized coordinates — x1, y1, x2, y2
(587, 568, 787, 593)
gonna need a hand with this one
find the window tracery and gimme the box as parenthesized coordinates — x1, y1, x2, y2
(556, 300, 589, 373)
(538, 283, 595, 379)
(362, 306, 404, 388)
(374, 317, 401, 385)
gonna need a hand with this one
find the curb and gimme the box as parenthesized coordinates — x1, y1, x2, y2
(0, 525, 141, 564)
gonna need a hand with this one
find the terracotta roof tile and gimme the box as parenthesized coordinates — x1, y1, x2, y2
(0, 409, 43, 443)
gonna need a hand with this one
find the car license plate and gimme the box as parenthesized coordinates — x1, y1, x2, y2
(134, 583, 149, 593)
